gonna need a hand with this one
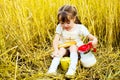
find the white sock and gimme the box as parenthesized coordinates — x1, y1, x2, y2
(66, 52, 78, 75)
(47, 57, 61, 73)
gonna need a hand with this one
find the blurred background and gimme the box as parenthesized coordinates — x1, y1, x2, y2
(0, 0, 120, 80)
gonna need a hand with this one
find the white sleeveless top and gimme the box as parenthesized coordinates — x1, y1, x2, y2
(55, 24, 90, 47)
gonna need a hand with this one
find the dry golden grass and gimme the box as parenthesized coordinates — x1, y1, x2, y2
(0, 0, 120, 80)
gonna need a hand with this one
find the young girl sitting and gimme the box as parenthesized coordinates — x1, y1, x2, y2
(47, 5, 98, 78)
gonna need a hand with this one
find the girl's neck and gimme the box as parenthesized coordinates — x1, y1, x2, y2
(64, 23, 76, 31)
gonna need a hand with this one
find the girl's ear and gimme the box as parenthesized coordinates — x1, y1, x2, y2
(73, 16, 76, 22)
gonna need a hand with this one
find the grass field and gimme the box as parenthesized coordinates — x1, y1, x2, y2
(0, 0, 120, 80)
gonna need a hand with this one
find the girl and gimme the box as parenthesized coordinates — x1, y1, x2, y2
(47, 5, 98, 78)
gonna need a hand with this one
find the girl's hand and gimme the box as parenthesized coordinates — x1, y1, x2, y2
(87, 34, 98, 48)
(51, 50, 59, 58)
(88, 41, 97, 48)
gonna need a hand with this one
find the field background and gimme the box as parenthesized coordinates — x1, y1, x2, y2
(0, 0, 120, 80)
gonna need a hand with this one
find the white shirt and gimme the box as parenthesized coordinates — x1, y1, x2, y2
(55, 24, 90, 47)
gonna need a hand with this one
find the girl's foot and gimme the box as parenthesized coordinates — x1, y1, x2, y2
(65, 71, 75, 78)
(46, 71, 57, 76)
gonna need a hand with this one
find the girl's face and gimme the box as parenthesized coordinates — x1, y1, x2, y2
(58, 12, 76, 30)
(60, 19, 75, 30)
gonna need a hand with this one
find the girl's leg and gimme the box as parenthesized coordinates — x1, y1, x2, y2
(66, 45, 78, 76)
(47, 47, 66, 74)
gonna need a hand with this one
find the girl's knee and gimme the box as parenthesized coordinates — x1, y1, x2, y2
(69, 45, 77, 52)
(58, 47, 67, 57)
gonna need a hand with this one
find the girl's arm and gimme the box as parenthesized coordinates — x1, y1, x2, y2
(87, 34, 98, 48)
(51, 34, 60, 57)
(53, 34, 60, 51)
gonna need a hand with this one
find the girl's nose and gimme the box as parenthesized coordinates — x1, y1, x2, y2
(64, 24, 68, 27)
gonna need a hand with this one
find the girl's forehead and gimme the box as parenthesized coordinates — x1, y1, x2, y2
(58, 14, 71, 23)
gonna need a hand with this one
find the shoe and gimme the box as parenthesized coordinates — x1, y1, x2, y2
(65, 72, 75, 79)
(46, 72, 57, 77)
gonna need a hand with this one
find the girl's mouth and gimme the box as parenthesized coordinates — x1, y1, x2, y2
(64, 27, 71, 31)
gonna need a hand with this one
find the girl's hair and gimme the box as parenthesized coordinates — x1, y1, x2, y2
(57, 5, 81, 24)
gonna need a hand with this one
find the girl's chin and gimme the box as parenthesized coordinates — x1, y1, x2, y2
(65, 27, 69, 29)
(64, 27, 71, 30)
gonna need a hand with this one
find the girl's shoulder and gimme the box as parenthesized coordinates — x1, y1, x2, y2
(55, 24, 63, 34)
(76, 24, 90, 36)
(76, 24, 87, 29)
(56, 24, 62, 29)
(57, 23, 61, 27)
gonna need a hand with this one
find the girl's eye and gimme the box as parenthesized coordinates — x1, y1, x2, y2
(61, 22, 64, 24)
(67, 22, 70, 24)
(60, 21, 70, 24)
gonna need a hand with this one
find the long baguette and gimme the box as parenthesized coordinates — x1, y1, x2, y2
(58, 41, 77, 48)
